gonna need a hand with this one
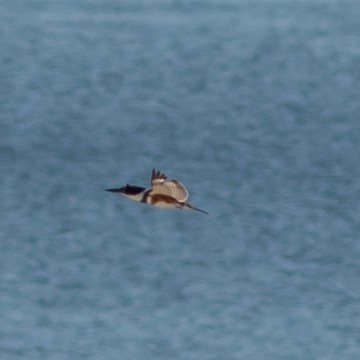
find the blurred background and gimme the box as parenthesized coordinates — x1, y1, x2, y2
(1, 0, 360, 359)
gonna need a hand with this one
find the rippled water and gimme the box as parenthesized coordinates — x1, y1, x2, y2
(1, 0, 360, 359)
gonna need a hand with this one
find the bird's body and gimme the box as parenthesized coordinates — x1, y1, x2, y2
(107, 169, 208, 214)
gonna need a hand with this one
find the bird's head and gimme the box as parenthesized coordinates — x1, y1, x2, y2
(106, 184, 146, 200)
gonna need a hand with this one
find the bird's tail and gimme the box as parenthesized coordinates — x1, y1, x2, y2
(184, 203, 209, 215)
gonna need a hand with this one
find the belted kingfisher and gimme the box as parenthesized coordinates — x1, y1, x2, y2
(106, 169, 208, 214)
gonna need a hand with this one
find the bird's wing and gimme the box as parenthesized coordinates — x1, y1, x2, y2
(150, 169, 189, 202)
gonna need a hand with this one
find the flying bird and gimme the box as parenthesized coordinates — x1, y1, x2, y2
(106, 169, 208, 214)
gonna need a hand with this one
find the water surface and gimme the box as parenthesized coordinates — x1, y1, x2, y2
(1, 0, 360, 359)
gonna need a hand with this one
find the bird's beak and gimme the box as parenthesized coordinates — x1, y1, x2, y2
(106, 187, 124, 193)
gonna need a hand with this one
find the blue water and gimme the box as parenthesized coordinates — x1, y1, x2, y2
(1, 0, 360, 359)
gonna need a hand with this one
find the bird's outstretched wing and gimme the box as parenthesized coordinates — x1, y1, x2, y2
(150, 169, 189, 202)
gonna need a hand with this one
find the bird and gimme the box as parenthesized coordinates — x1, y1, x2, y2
(106, 169, 208, 214)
